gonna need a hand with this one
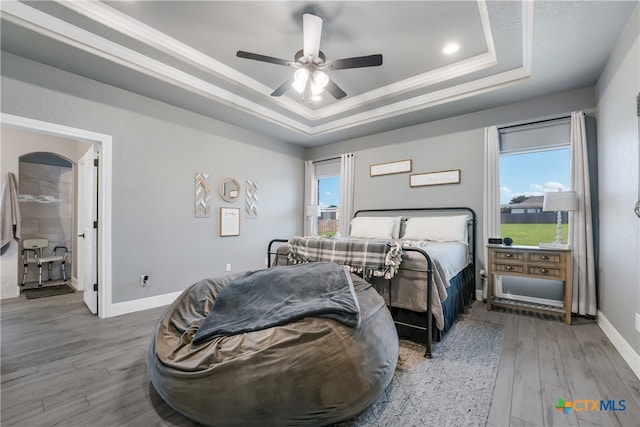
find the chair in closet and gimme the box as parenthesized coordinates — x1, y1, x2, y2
(21, 238, 68, 286)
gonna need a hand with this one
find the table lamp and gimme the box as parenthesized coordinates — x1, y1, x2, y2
(541, 190, 577, 248)
(305, 204, 321, 218)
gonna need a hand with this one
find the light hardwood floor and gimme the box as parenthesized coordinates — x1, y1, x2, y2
(2, 291, 639, 426)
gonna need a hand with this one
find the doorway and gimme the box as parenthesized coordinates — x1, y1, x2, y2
(0, 114, 112, 317)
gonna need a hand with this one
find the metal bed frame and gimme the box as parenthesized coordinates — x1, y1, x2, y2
(267, 207, 476, 358)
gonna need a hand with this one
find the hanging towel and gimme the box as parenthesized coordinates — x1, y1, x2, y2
(1, 172, 21, 249)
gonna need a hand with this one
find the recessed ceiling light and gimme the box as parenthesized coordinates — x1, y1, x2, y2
(442, 43, 460, 55)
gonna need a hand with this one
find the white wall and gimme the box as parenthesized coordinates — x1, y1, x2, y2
(1, 52, 305, 305)
(595, 4, 640, 355)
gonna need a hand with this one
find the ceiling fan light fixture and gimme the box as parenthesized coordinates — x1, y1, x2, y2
(294, 68, 310, 82)
(292, 80, 306, 94)
(237, 12, 382, 102)
(310, 82, 324, 96)
(312, 70, 329, 88)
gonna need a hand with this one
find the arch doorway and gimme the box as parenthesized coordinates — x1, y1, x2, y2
(18, 152, 75, 287)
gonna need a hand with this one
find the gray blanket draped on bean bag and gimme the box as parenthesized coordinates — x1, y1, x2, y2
(147, 266, 399, 427)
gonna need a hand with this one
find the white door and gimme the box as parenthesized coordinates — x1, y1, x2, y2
(78, 146, 98, 314)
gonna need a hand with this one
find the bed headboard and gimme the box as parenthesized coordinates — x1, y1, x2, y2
(353, 207, 477, 280)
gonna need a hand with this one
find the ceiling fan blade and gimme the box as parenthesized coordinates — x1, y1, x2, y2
(302, 13, 323, 60)
(328, 54, 383, 70)
(236, 51, 291, 66)
(325, 79, 347, 100)
(270, 78, 294, 97)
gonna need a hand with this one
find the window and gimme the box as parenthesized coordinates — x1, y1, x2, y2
(317, 176, 340, 236)
(313, 158, 341, 237)
(499, 119, 571, 246)
(497, 118, 571, 305)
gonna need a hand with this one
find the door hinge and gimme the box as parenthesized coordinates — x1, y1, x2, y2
(94, 158, 99, 167)
(93, 283, 98, 292)
(93, 221, 98, 229)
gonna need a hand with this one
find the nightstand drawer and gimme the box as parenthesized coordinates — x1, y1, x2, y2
(494, 263, 524, 274)
(528, 252, 561, 264)
(527, 265, 562, 277)
(494, 251, 525, 262)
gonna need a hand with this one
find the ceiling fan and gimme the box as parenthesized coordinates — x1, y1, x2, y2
(236, 13, 383, 102)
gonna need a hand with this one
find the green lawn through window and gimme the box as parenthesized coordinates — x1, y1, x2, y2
(500, 224, 568, 247)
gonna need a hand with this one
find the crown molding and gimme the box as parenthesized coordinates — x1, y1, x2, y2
(58, 0, 501, 121)
(0, 1, 312, 135)
(2, 0, 534, 138)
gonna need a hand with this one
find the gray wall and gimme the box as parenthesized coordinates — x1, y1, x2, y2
(1, 52, 305, 303)
(595, 4, 640, 354)
(308, 87, 598, 284)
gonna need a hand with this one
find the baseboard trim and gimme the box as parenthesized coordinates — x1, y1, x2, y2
(105, 291, 181, 318)
(597, 310, 640, 380)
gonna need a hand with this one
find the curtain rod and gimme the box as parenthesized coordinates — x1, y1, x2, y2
(312, 156, 341, 164)
(499, 115, 570, 131)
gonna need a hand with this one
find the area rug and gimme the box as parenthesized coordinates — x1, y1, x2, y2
(335, 317, 504, 427)
(22, 284, 75, 299)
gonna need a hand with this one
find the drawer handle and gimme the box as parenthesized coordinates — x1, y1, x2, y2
(505, 265, 513, 271)
(540, 255, 549, 261)
(505, 253, 513, 258)
(539, 268, 549, 274)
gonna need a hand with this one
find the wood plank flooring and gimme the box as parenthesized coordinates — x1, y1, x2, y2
(2, 292, 639, 426)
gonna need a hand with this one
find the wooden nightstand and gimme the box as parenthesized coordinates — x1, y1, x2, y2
(486, 244, 572, 324)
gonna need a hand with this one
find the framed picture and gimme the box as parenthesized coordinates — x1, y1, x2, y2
(220, 207, 240, 236)
(370, 159, 412, 177)
(410, 169, 461, 187)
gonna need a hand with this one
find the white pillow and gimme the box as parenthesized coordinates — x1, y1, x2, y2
(350, 216, 402, 239)
(402, 215, 469, 243)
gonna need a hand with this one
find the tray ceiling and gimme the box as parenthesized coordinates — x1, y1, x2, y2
(1, 1, 636, 146)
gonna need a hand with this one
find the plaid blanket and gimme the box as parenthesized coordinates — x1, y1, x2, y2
(288, 236, 403, 279)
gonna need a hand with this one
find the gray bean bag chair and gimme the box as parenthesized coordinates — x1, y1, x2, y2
(147, 263, 399, 426)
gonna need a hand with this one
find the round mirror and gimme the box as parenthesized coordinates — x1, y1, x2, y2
(218, 177, 240, 202)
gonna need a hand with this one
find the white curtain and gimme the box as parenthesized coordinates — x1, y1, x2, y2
(483, 126, 501, 298)
(339, 153, 355, 237)
(303, 160, 318, 236)
(569, 111, 597, 316)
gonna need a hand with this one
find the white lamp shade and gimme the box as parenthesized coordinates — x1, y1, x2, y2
(305, 205, 321, 217)
(543, 191, 578, 212)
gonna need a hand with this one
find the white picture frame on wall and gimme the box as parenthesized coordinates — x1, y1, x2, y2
(220, 207, 240, 236)
(410, 169, 461, 187)
(370, 159, 412, 176)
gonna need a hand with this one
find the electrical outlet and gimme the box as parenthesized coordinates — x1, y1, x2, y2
(225, 264, 231, 272)
(141, 274, 149, 286)
(636, 313, 640, 333)
(264, 257, 268, 266)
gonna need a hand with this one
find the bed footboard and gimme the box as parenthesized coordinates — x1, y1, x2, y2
(267, 239, 434, 358)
